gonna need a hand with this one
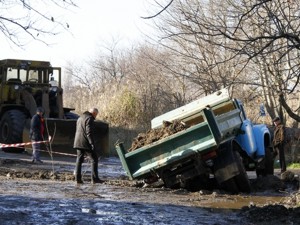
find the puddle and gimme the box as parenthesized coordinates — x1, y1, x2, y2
(0, 194, 243, 225)
(202, 195, 286, 209)
(0, 154, 299, 224)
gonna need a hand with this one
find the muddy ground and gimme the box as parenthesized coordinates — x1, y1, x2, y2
(0, 151, 299, 225)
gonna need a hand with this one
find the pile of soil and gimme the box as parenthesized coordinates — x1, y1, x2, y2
(241, 172, 300, 224)
(241, 204, 300, 224)
(250, 175, 285, 192)
(128, 120, 188, 152)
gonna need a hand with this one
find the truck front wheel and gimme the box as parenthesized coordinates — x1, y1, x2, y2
(264, 147, 274, 175)
(256, 147, 274, 176)
(0, 110, 26, 153)
(220, 177, 239, 194)
(233, 151, 251, 193)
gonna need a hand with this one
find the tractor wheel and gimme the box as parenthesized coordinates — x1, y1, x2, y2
(0, 110, 26, 153)
(233, 151, 251, 193)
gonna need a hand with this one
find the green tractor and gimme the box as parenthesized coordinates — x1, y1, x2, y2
(0, 59, 108, 156)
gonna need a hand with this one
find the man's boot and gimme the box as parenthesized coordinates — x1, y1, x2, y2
(91, 160, 103, 184)
(75, 162, 83, 184)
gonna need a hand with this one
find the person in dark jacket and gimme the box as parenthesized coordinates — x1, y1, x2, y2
(272, 116, 286, 174)
(29, 107, 46, 163)
(73, 108, 103, 184)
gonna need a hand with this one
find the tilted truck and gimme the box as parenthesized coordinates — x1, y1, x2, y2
(116, 88, 273, 193)
(0, 59, 109, 156)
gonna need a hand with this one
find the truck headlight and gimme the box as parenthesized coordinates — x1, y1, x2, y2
(14, 85, 20, 90)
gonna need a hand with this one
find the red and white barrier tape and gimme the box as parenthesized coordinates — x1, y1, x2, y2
(0, 140, 77, 157)
(0, 140, 49, 148)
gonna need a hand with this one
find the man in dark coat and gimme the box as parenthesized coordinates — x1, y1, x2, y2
(272, 116, 286, 173)
(73, 108, 103, 184)
(29, 107, 46, 163)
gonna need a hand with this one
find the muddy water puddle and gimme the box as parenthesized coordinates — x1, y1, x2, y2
(0, 179, 242, 225)
(0, 195, 240, 225)
(0, 177, 288, 225)
(0, 154, 298, 224)
(194, 194, 286, 209)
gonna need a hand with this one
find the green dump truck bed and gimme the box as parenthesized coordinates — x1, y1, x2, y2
(116, 103, 242, 180)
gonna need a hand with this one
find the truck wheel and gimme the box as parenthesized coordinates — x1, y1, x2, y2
(220, 177, 239, 194)
(0, 110, 26, 153)
(264, 147, 274, 175)
(182, 174, 211, 192)
(233, 151, 251, 193)
(256, 147, 274, 177)
(265, 147, 274, 175)
(161, 169, 180, 189)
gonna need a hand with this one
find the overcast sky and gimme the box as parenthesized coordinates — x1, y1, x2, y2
(0, 0, 153, 67)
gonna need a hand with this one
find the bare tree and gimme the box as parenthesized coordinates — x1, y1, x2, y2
(64, 63, 93, 92)
(64, 39, 191, 129)
(91, 38, 129, 88)
(128, 44, 189, 121)
(145, 0, 250, 96)
(0, 0, 77, 47)
(148, 0, 300, 123)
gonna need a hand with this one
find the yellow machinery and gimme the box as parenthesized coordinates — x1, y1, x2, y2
(0, 59, 109, 157)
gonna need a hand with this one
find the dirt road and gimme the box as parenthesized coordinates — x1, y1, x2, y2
(0, 150, 299, 225)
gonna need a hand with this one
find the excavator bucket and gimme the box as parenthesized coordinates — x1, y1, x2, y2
(23, 119, 109, 157)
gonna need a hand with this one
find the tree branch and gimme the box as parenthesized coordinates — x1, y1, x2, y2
(141, 0, 174, 19)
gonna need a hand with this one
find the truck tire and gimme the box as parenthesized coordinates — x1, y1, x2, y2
(220, 177, 239, 194)
(0, 110, 26, 153)
(182, 174, 211, 192)
(256, 147, 274, 176)
(161, 169, 180, 189)
(233, 151, 251, 193)
(264, 147, 274, 175)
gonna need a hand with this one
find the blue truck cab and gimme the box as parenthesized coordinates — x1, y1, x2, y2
(234, 99, 273, 175)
